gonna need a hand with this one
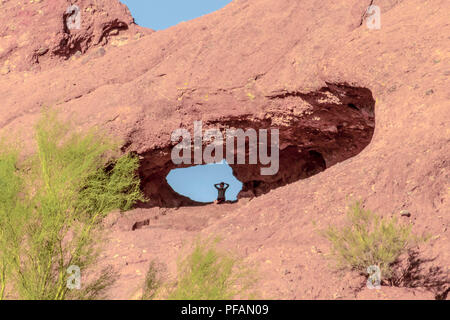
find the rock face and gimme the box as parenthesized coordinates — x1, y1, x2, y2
(1, 0, 449, 299)
(0, 0, 151, 73)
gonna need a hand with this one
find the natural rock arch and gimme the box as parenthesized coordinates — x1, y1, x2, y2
(136, 83, 376, 208)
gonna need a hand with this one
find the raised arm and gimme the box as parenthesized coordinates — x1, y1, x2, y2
(224, 183, 230, 189)
(214, 183, 220, 189)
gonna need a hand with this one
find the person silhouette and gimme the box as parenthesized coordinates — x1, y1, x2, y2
(214, 182, 229, 204)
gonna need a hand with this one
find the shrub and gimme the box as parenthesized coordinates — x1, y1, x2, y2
(0, 111, 144, 299)
(0, 145, 27, 300)
(77, 153, 144, 215)
(167, 238, 255, 300)
(141, 261, 163, 300)
(324, 202, 421, 282)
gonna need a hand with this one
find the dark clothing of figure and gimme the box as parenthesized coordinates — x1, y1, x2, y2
(214, 183, 229, 203)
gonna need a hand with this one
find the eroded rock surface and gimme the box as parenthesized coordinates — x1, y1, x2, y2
(0, 0, 152, 73)
(1, 0, 448, 299)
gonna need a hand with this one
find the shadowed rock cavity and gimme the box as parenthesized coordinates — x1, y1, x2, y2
(137, 83, 376, 208)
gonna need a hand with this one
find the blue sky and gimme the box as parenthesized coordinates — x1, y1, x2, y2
(166, 161, 243, 202)
(120, 1, 241, 202)
(120, 0, 232, 30)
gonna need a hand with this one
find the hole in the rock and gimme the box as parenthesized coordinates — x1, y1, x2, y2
(136, 83, 376, 208)
(166, 160, 243, 203)
(306, 150, 327, 173)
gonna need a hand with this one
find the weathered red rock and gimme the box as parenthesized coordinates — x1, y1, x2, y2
(1, 0, 448, 299)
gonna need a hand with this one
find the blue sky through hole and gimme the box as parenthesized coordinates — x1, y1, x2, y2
(166, 160, 243, 203)
(119, 0, 232, 30)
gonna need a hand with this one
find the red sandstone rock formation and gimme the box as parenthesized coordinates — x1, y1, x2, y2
(0, 0, 448, 299)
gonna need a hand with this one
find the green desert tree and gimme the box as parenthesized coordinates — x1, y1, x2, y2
(0, 111, 144, 299)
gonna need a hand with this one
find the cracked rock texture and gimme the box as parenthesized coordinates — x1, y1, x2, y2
(0, 0, 449, 299)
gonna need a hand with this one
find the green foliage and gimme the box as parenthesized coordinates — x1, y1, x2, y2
(167, 238, 255, 300)
(77, 154, 144, 215)
(0, 111, 144, 299)
(141, 261, 163, 300)
(0, 145, 27, 300)
(324, 202, 421, 281)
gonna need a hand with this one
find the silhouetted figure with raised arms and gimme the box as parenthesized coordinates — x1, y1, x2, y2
(214, 182, 229, 204)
